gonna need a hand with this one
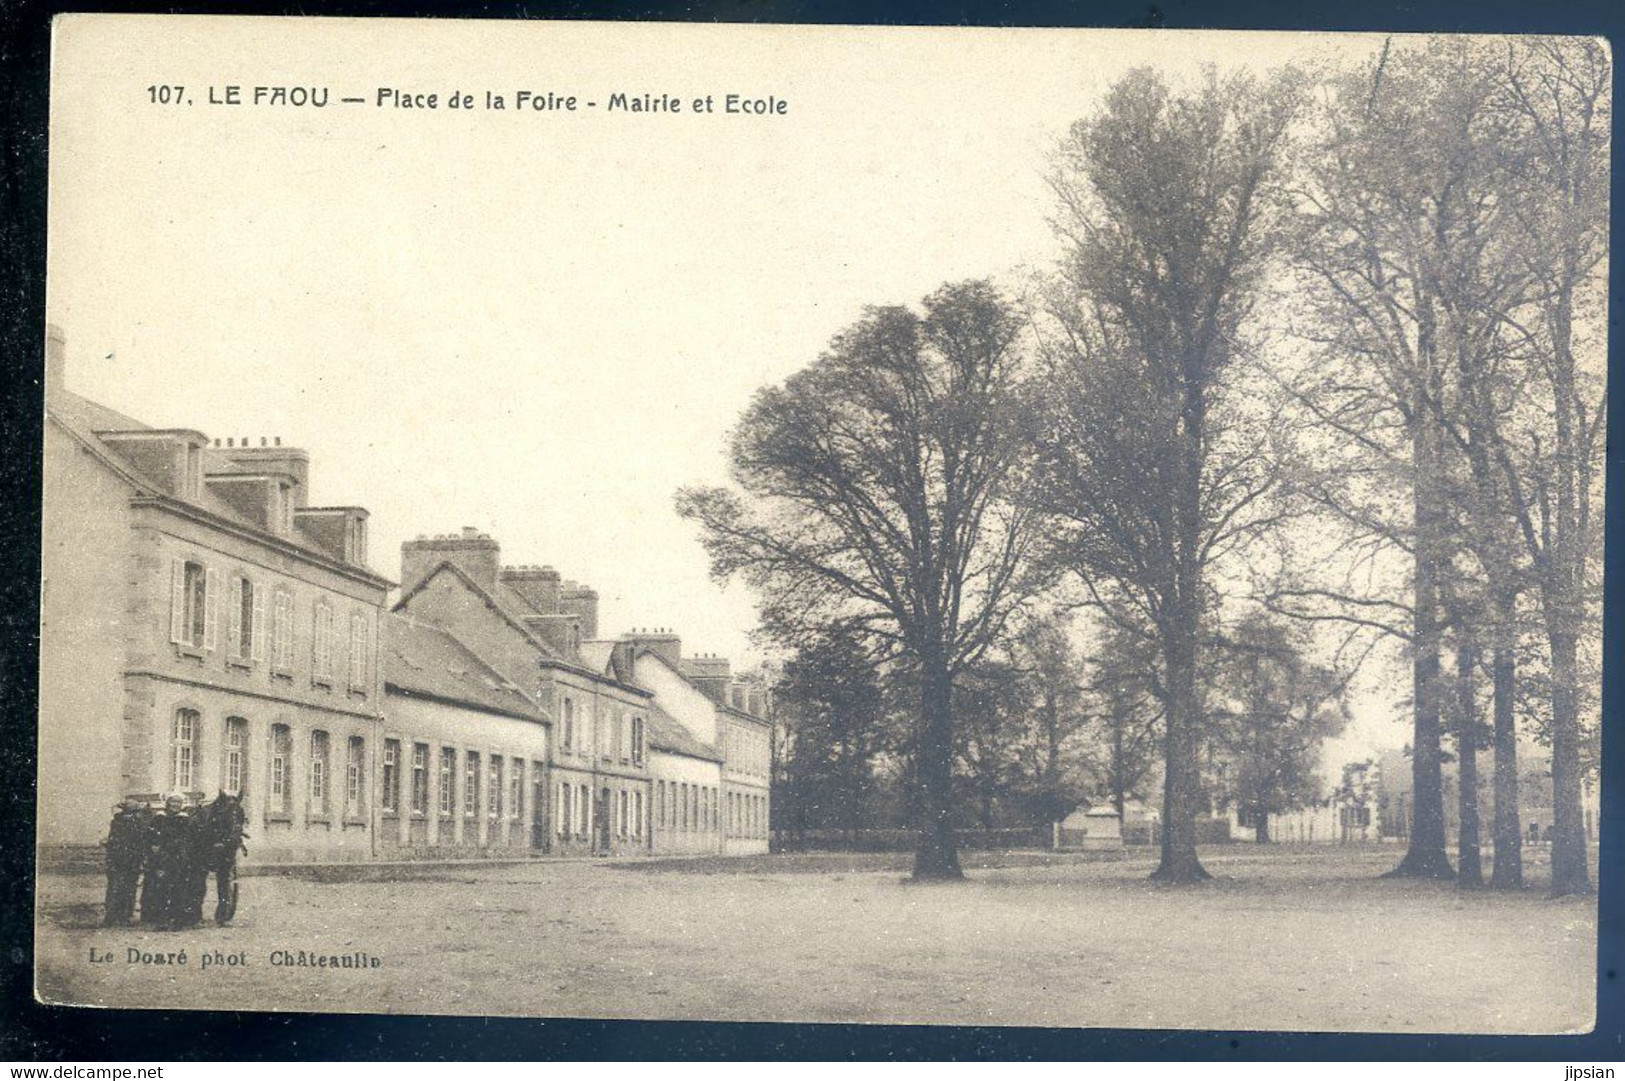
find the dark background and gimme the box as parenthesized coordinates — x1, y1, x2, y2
(1, 0, 1620, 1060)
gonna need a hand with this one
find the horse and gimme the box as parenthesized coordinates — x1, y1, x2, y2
(198, 793, 248, 925)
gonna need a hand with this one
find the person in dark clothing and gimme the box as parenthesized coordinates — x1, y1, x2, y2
(198, 793, 247, 925)
(102, 800, 149, 926)
(140, 793, 196, 930)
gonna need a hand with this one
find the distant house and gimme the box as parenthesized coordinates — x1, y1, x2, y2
(1055, 805, 1124, 850)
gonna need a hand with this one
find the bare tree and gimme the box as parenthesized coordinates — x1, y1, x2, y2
(1285, 39, 1532, 881)
(676, 280, 1049, 880)
(1492, 38, 1609, 897)
(1032, 67, 1302, 881)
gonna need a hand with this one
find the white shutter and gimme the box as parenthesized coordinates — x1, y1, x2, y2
(275, 592, 291, 670)
(203, 567, 220, 651)
(312, 604, 324, 679)
(350, 614, 366, 689)
(169, 558, 186, 644)
(227, 577, 243, 658)
(250, 584, 267, 663)
(325, 606, 336, 679)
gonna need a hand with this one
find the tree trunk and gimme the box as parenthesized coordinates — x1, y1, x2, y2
(1388, 336, 1454, 881)
(1488, 609, 1523, 890)
(1152, 617, 1209, 882)
(1455, 636, 1483, 888)
(911, 656, 963, 880)
(1112, 720, 1127, 822)
(1254, 806, 1270, 845)
(1548, 629, 1591, 896)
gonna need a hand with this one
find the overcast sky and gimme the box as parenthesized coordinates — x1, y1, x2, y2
(49, 16, 1407, 764)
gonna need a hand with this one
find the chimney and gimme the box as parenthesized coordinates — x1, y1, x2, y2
(500, 564, 561, 613)
(623, 627, 681, 668)
(220, 443, 311, 507)
(401, 528, 501, 596)
(44, 324, 66, 397)
(683, 654, 731, 704)
(559, 583, 599, 640)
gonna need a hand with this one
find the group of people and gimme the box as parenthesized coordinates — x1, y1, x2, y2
(103, 791, 247, 930)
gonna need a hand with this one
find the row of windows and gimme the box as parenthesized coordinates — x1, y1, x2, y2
(721, 722, 771, 778)
(655, 780, 721, 833)
(556, 696, 647, 766)
(169, 557, 370, 692)
(170, 708, 366, 820)
(379, 738, 531, 823)
(731, 791, 768, 838)
(555, 782, 646, 841)
(169, 711, 768, 840)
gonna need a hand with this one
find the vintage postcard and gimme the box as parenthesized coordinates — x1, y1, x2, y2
(37, 14, 1605, 1031)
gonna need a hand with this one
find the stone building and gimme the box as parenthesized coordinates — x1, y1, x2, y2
(394, 534, 775, 857)
(394, 538, 657, 856)
(378, 612, 551, 857)
(39, 329, 773, 865)
(40, 328, 391, 862)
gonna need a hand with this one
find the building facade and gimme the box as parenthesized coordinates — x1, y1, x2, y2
(40, 333, 774, 865)
(379, 612, 551, 857)
(41, 329, 391, 862)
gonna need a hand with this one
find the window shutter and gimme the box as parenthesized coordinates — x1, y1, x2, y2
(324, 605, 336, 679)
(350, 614, 365, 689)
(251, 584, 267, 663)
(276, 592, 292, 670)
(312, 604, 324, 678)
(203, 567, 220, 651)
(228, 577, 243, 658)
(169, 558, 186, 643)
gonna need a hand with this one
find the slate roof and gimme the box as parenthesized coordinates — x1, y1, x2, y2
(394, 560, 571, 666)
(48, 387, 378, 577)
(382, 612, 547, 723)
(645, 704, 723, 763)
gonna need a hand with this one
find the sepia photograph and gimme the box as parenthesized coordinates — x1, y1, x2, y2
(34, 14, 1607, 1035)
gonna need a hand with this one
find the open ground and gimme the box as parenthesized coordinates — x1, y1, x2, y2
(35, 846, 1596, 1032)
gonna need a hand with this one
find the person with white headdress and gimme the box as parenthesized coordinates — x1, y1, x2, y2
(140, 791, 196, 930)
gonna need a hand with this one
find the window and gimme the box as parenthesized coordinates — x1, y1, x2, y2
(348, 613, 368, 692)
(631, 715, 645, 766)
(561, 698, 574, 752)
(634, 790, 644, 839)
(269, 724, 292, 814)
(464, 752, 480, 817)
(272, 590, 295, 673)
(618, 790, 629, 838)
(577, 783, 589, 835)
(381, 738, 400, 814)
(169, 559, 216, 651)
(227, 576, 264, 662)
(558, 783, 572, 838)
(309, 730, 330, 813)
(346, 737, 365, 817)
(438, 748, 456, 816)
(488, 756, 502, 819)
(223, 717, 248, 796)
(410, 743, 429, 815)
(681, 784, 690, 831)
(509, 759, 524, 821)
(615, 711, 626, 763)
(312, 601, 335, 684)
(171, 708, 199, 790)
